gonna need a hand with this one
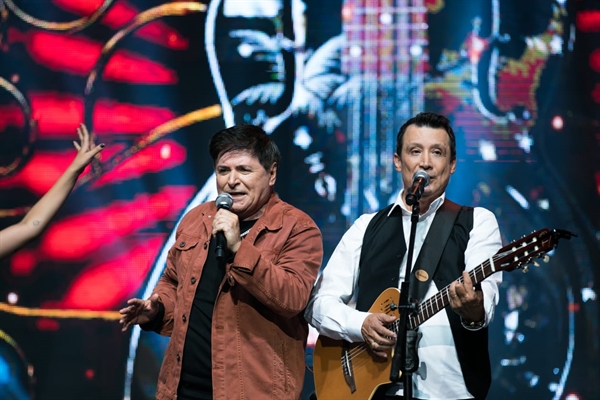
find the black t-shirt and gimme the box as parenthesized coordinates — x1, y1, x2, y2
(177, 219, 257, 400)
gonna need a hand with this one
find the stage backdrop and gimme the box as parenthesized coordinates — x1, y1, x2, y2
(1, 1, 599, 399)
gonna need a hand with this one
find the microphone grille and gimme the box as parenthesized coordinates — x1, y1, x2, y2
(215, 192, 233, 210)
(413, 170, 430, 186)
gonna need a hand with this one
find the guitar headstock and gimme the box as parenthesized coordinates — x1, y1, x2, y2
(493, 229, 576, 273)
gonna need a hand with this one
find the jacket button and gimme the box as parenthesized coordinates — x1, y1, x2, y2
(391, 277, 397, 282)
(396, 254, 402, 259)
(203, 242, 208, 250)
(176, 353, 180, 362)
(182, 314, 187, 323)
(179, 242, 185, 248)
(190, 277, 196, 284)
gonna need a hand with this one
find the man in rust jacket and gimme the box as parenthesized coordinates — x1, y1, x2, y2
(120, 124, 323, 400)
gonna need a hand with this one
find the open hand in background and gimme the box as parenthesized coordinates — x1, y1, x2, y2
(0, 123, 104, 259)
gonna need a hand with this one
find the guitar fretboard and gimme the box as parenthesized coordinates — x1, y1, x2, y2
(387, 230, 549, 332)
(407, 257, 496, 329)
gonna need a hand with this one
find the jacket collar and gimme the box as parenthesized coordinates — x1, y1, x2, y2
(252, 191, 283, 233)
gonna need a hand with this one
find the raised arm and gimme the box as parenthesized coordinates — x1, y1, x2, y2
(0, 124, 104, 259)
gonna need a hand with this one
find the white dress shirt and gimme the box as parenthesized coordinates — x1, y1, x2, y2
(305, 191, 503, 399)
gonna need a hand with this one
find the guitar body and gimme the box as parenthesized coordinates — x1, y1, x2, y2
(313, 288, 401, 400)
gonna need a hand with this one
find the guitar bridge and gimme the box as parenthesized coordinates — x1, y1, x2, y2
(341, 341, 356, 393)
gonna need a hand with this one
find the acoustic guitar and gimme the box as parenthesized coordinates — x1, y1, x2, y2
(312, 228, 574, 400)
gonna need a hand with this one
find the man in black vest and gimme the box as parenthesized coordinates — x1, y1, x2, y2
(305, 112, 502, 399)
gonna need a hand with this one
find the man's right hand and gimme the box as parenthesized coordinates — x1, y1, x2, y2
(361, 313, 397, 358)
(119, 293, 160, 332)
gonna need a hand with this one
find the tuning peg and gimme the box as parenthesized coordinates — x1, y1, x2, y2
(543, 255, 550, 263)
(522, 266, 530, 273)
(533, 261, 540, 267)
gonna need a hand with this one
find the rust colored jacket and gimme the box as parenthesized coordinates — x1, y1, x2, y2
(152, 193, 323, 400)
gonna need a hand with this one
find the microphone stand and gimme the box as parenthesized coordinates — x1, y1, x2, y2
(389, 200, 421, 400)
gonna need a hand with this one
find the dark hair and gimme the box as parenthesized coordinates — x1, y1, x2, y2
(209, 124, 281, 170)
(396, 112, 456, 161)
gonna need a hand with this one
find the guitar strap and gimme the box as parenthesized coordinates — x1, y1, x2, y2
(408, 199, 463, 303)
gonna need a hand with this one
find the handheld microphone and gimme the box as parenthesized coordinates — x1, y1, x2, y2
(405, 170, 430, 206)
(215, 192, 233, 261)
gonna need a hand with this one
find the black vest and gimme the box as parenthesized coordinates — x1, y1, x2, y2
(355, 200, 491, 400)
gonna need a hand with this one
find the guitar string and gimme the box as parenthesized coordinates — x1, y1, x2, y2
(345, 248, 515, 360)
(342, 250, 504, 367)
(422, 245, 535, 324)
(343, 243, 542, 361)
(343, 253, 506, 361)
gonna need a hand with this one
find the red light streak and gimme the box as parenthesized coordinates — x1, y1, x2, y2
(104, 51, 178, 84)
(0, 104, 25, 131)
(10, 250, 37, 276)
(30, 92, 84, 136)
(27, 93, 178, 136)
(51, 0, 107, 17)
(9, 185, 195, 274)
(38, 185, 196, 260)
(577, 10, 600, 32)
(94, 140, 187, 185)
(590, 49, 600, 73)
(8, 28, 102, 74)
(0, 151, 85, 195)
(60, 236, 167, 310)
(93, 100, 177, 134)
(136, 22, 189, 51)
(8, 28, 178, 84)
(36, 318, 60, 331)
(53, 0, 188, 49)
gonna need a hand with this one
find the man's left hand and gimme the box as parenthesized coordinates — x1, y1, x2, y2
(448, 271, 485, 324)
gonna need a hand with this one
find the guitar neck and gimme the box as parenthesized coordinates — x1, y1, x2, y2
(406, 257, 497, 330)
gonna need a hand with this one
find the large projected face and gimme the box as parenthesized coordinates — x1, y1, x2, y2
(206, 0, 299, 128)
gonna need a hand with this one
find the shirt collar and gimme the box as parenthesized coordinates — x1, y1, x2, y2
(387, 190, 446, 220)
